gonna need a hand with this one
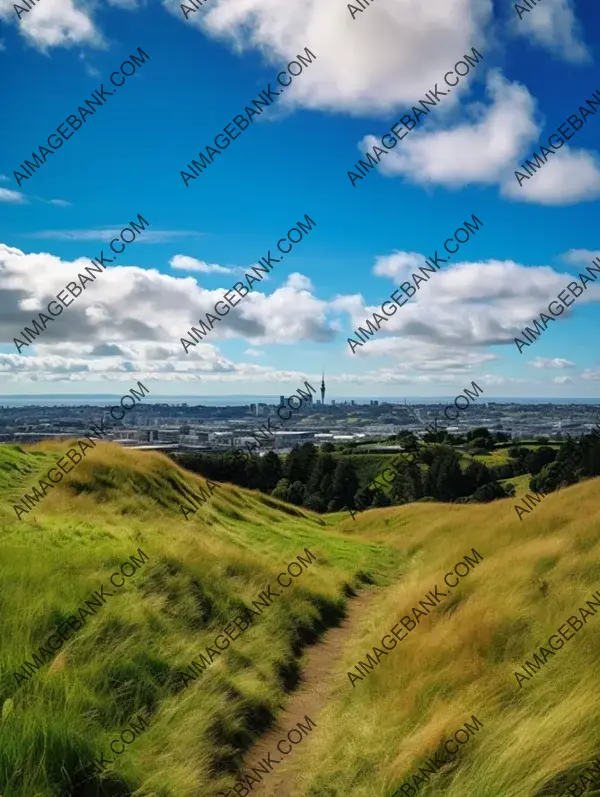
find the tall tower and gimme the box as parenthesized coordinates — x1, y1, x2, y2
(321, 371, 326, 405)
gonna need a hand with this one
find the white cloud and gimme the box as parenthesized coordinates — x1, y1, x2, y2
(0, 0, 103, 51)
(512, 0, 589, 63)
(552, 375, 573, 384)
(0, 243, 336, 359)
(0, 188, 27, 204)
(29, 229, 204, 244)
(337, 255, 600, 361)
(562, 249, 600, 266)
(373, 251, 426, 280)
(285, 273, 314, 292)
(501, 148, 600, 205)
(0, 240, 593, 388)
(163, 0, 492, 114)
(582, 369, 600, 382)
(169, 255, 238, 275)
(528, 357, 575, 369)
(358, 66, 600, 207)
(365, 71, 539, 188)
(47, 199, 72, 207)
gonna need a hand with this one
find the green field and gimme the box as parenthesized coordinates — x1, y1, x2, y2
(1, 440, 600, 797)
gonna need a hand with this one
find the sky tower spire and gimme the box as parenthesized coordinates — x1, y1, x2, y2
(321, 371, 326, 405)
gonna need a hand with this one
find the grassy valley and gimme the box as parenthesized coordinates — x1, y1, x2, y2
(1, 440, 599, 796)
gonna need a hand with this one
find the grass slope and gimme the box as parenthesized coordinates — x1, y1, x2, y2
(2, 441, 599, 797)
(296, 480, 600, 797)
(0, 441, 404, 797)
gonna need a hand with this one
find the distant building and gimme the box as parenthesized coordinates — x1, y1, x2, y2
(273, 430, 315, 449)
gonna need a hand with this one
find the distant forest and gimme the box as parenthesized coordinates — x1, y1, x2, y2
(170, 426, 600, 513)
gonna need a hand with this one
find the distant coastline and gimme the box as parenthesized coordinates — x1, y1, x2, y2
(0, 395, 598, 408)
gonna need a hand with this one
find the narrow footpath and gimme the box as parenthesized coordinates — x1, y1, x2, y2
(237, 590, 376, 797)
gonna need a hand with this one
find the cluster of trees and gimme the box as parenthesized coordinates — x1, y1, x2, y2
(173, 436, 514, 514)
(172, 425, 600, 514)
(174, 444, 359, 513)
(529, 431, 600, 494)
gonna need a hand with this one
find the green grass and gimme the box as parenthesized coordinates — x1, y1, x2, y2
(2, 440, 600, 797)
(461, 447, 512, 466)
(500, 473, 531, 497)
(295, 480, 600, 797)
(0, 441, 404, 797)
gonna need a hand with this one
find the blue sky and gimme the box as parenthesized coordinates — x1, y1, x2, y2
(0, 0, 599, 398)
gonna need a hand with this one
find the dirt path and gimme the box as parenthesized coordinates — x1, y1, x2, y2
(238, 590, 375, 797)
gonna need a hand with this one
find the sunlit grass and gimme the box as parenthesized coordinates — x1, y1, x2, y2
(1, 441, 599, 796)
(0, 441, 404, 797)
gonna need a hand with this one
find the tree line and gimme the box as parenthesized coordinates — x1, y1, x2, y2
(170, 425, 600, 514)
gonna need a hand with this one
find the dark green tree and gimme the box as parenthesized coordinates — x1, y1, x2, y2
(390, 460, 423, 504)
(425, 448, 464, 501)
(258, 451, 283, 491)
(371, 490, 392, 508)
(329, 459, 360, 511)
(285, 443, 318, 484)
(463, 461, 492, 495)
(319, 473, 334, 506)
(307, 453, 337, 494)
(525, 446, 556, 476)
(304, 493, 327, 512)
(467, 427, 493, 441)
(271, 478, 290, 502)
(353, 485, 376, 512)
(469, 436, 494, 452)
(288, 480, 307, 505)
(471, 481, 513, 502)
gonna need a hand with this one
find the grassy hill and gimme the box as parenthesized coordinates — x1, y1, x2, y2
(1, 440, 599, 797)
(0, 441, 404, 797)
(300, 482, 600, 797)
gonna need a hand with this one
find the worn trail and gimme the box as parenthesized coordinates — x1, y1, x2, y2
(236, 590, 375, 797)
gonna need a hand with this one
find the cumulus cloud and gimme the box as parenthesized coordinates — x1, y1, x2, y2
(285, 273, 314, 292)
(0, 0, 103, 50)
(0, 243, 336, 358)
(339, 255, 600, 360)
(562, 249, 600, 265)
(373, 251, 426, 280)
(358, 67, 600, 206)
(552, 375, 573, 384)
(163, 0, 492, 114)
(528, 357, 575, 369)
(364, 71, 539, 188)
(512, 0, 589, 63)
(501, 148, 600, 205)
(0, 240, 593, 387)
